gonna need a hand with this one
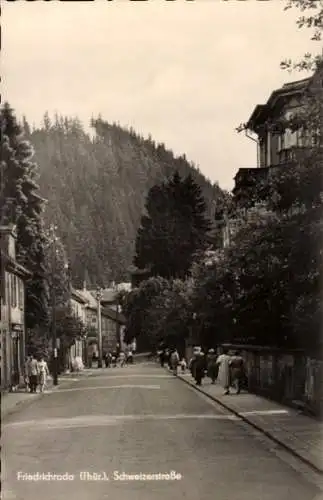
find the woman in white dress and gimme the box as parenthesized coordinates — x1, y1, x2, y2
(216, 348, 231, 395)
(38, 357, 50, 392)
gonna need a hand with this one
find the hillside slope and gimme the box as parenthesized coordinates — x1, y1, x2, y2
(28, 115, 226, 286)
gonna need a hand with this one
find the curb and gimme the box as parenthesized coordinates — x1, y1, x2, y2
(177, 373, 323, 476)
(1, 378, 75, 421)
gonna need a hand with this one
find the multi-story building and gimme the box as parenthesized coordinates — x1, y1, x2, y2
(233, 64, 323, 207)
(0, 225, 32, 390)
(76, 283, 125, 362)
(69, 288, 88, 362)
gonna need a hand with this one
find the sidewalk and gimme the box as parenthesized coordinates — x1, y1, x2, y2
(177, 371, 323, 475)
(1, 374, 77, 420)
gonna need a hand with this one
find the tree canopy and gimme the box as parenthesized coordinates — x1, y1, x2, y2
(134, 172, 211, 280)
(1, 102, 50, 330)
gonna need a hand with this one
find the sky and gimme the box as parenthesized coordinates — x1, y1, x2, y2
(2, 1, 317, 191)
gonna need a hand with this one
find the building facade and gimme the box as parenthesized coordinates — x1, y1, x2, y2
(69, 288, 88, 362)
(233, 65, 323, 207)
(76, 284, 126, 363)
(0, 225, 32, 390)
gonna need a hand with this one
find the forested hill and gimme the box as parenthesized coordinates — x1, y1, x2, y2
(27, 115, 226, 286)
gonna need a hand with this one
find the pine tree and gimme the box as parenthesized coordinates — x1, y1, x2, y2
(0, 102, 50, 330)
(134, 171, 211, 279)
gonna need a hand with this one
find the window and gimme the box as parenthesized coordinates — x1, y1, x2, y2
(18, 279, 24, 309)
(11, 275, 17, 308)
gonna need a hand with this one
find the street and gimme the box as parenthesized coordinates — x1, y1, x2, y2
(2, 363, 321, 500)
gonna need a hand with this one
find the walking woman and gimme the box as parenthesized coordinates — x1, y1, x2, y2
(38, 356, 49, 393)
(216, 348, 231, 395)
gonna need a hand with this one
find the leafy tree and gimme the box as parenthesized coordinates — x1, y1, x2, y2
(134, 172, 211, 279)
(191, 204, 322, 356)
(55, 306, 86, 371)
(122, 276, 192, 353)
(282, 0, 323, 71)
(0, 103, 50, 331)
(122, 277, 169, 351)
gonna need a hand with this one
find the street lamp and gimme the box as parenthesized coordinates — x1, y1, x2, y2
(96, 287, 103, 368)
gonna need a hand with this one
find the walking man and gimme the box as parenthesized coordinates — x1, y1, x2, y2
(229, 350, 245, 394)
(170, 349, 180, 376)
(194, 351, 206, 386)
(28, 355, 39, 393)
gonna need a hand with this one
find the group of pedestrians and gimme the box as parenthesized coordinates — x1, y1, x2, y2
(159, 345, 246, 395)
(103, 349, 133, 368)
(190, 347, 246, 394)
(24, 355, 50, 393)
(159, 348, 186, 375)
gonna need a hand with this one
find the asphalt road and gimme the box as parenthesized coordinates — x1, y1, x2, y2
(2, 363, 321, 500)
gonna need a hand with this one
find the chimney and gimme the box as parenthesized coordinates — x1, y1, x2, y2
(83, 280, 86, 291)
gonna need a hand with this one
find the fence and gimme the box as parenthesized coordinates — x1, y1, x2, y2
(222, 344, 323, 419)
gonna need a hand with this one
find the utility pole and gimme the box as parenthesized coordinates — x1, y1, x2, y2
(50, 224, 58, 386)
(96, 288, 103, 368)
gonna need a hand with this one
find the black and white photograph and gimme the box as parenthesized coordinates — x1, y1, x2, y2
(1, 1, 322, 499)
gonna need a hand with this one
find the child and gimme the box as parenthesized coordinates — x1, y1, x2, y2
(180, 358, 187, 373)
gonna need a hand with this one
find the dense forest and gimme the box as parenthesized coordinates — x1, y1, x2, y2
(23, 115, 226, 286)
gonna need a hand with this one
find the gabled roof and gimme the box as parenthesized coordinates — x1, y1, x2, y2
(71, 288, 89, 304)
(246, 76, 311, 131)
(0, 251, 32, 279)
(102, 306, 126, 324)
(75, 289, 98, 309)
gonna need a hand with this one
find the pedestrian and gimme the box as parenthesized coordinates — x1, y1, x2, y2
(166, 349, 172, 370)
(216, 348, 231, 395)
(180, 357, 187, 373)
(127, 350, 133, 365)
(38, 356, 49, 392)
(104, 352, 111, 368)
(111, 349, 117, 367)
(10, 370, 20, 392)
(73, 356, 84, 372)
(194, 352, 206, 386)
(189, 355, 197, 379)
(229, 350, 245, 394)
(206, 348, 218, 384)
(119, 351, 126, 367)
(170, 349, 180, 376)
(28, 354, 39, 393)
(24, 356, 31, 392)
(159, 350, 165, 367)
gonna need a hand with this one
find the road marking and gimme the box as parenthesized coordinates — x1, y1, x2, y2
(4, 413, 240, 430)
(80, 374, 173, 379)
(239, 410, 290, 416)
(48, 384, 161, 394)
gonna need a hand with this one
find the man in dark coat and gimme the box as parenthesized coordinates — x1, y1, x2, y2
(229, 350, 245, 394)
(194, 352, 207, 386)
